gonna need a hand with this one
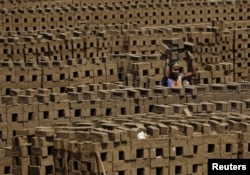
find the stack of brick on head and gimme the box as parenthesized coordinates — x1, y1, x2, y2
(159, 39, 197, 87)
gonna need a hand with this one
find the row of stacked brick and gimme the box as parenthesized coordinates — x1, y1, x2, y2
(0, 0, 249, 32)
(3, 0, 242, 9)
(0, 25, 249, 89)
(0, 82, 250, 147)
(4, 113, 250, 175)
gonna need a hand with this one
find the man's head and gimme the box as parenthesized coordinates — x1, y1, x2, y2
(169, 60, 180, 80)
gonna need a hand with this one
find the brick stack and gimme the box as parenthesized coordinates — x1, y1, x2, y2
(8, 114, 250, 175)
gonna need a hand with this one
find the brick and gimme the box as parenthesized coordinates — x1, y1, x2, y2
(169, 158, 188, 175)
(169, 137, 190, 157)
(211, 101, 231, 112)
(203, 134, 221, 158)
(6, 105, 23, 123)
(152, 104, 174, 115)
(220, 134, 238, 158)
(94, 128, 121, 142)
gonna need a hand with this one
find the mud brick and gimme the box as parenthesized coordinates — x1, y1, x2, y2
(10, 89, 25, 96)
(208, 120, 229, 134)
(150, 167, 169, 175)
(86, 131, 108, 143)
(93, 64, 106, 77)
(196, 84, 210, 94)
(188, 134, 206, 158)
(84, 99, 101, 109)
(239, 122, 250, 133)
(36, 127, 55, 137)
(53, 101, 69, 119)
(81, 91, 97, 101)
(31, 146, 53, 157)
(150, 152, 169, 167)
(157, 123, 170, 135)
(13, 155, 30, 167)
(225, 82, 241, 92)
(203, 134, 221, 158)
(37, 88, 51, 95)
(170, 86, 185, 96)
(184, 86, 197, 96)
(241, 91, 250, 100)
(132, 62, 151, 71)
(184, 103, 202, 113)
(67, 92, 82, 101)
(147, 75, 162, 88)
(135, 87, 153, 98)
(228, 119, 241, 131)
(100, 100, 116, 109)
(0, 69, 16, 88)
(15, 128, 35, 137)
(197, 70, 211, 79)
(169, 125, 178, 137)
(6, 105, 23, 122)
(240, 82, 250, 92)
(0, 125, 7, 142)
(168, 94, 187, 104)
(29, 164, 54, 175)
(146, 126, 160, 138)
(56, 131, 76, 140)
(18, 95, 35, 104)
(152, 104, 174, 115)
(12, 136, 31, 147)
(169, 136, 191, 157)
(50, 93, 67, 103)
(1, 96, 18, 105)
(169, 157, 188, 175)
(133, 75, 148, 88)
(28, 68, 42, 88)
(242, 98, 250, 110)
(200, 102, 216, 113)
(84, 160, 112, 174)
(113, 146, 131, 162)
(37, 103, 54, 123)
(210, 84, 227, 93)
(187, 159, 204, 175)
(113, 159, 132, 172)
(55, 87, 71, 96)
(12, 165, 28, 175)
(130, 158, 150, 169)
(238, 133, 250, 158)
(170, 104, 187, 114)
(37, 136, 54, 147)
(114, 128, 130, 142)
(219, 92, 241, 101)
(76, 85, 89, 92)
(68, 65, 82, 79)
(125, 88, 140, 98)
(116, 127, 138, 140)
(149, 138, 169, 158)
(94, 128, 121, 142)
(11, 146, 29, 157)
(87, 84, 102, 92)
(211, 101, 231, 112)
(36, 93, 51, 103)
(0, 157, 12, 174)
(109, 90, 127, 100)
(172, 123, 194, 137)
(102, 83, 119, 90)
(0, 105, 7, 122)
(220, 134, 238, 158)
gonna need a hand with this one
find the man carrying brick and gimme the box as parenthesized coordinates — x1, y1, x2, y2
(160, 41, 197, 87)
